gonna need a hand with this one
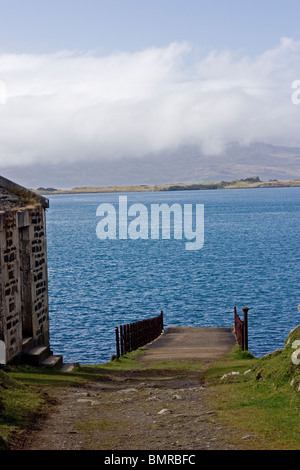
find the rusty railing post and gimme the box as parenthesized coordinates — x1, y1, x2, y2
(234, 306, 237, 334)
(115, 326, 120, 358)
(125, 324, 129, 354)
(242, 307, 249, 351)
(120, 325, 124, 356)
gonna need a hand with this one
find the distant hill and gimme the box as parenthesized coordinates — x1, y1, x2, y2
(1, 142, 300, 189)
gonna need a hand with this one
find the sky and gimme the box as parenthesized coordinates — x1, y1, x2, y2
(0, 0, 299, 185)
(0, 0, 299, 56)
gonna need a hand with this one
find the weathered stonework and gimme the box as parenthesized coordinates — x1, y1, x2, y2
(0, 176, 50, 364)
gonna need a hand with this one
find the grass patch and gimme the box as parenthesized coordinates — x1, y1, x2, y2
(0, 369, 53, 449)
(207, 380, 300, 449)
(6, 364, 86, 387)
(146, 360, 204, 370)
(204, 335, 300, 450)
(205, 345, 257, 383)
(76, 420, 114, 431)
(76, 349, 204, 373)
(91, 348, 147, 370)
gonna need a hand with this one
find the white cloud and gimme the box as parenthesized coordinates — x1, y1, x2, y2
(0, 38, 299, 167)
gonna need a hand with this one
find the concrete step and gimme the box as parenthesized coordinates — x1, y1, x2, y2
(59, 363, 78, 372)
(20, 342, 77, 372)
(21, 345, 51, 366)
(21, 337, 34, 353)
(42, 354, 63, 369)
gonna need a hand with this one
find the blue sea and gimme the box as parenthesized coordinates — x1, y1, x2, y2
(46, 187, 300, 364)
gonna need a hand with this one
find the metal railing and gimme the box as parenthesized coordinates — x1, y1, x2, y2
(115, 311, 164, 357)
(234, 306, 249, 351)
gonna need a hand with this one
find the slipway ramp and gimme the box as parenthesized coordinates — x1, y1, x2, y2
(139, 326, 236, 363)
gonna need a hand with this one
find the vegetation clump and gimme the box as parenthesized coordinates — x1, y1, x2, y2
(205, 326, 300, 449)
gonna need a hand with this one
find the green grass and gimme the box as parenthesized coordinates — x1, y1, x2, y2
(204, 332, 300, 450)
(144, 360, 204, 370)
(0, 369, 54, 449)
(208, 382, 300, 449)
(78, 348, 205, 373)
(5, 364, 86, 387)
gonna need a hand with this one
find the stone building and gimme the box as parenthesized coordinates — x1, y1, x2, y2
(0, 175, 65, 368)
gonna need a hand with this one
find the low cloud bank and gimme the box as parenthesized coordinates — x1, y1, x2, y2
(0, 38, 299, 168)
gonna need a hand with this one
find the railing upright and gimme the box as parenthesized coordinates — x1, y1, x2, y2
(115, 326, 120, 358)
(242, 307, 249, 351)
(234, 306, 249, 351)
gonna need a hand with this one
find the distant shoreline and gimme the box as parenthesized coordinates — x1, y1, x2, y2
(35, 177, 300, 195)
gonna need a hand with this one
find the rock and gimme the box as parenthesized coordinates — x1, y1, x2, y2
(77, 398, 99, 405)
(136, 382, 146, 388)
(172, 394, 182, 400)
(158, 408, 172, 415)
(116, 388, 138, 394)
(220, 371, 240, 380)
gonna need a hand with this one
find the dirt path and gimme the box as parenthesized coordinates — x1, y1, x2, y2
(21, 327, 242, 450)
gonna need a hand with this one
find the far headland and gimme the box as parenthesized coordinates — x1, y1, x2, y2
(35, 176, 300, 195)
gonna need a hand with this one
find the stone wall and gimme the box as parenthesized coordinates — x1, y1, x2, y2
(0, 204, 49, 364)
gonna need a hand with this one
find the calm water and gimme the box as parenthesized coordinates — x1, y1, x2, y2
(46, 188, 300, 364)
